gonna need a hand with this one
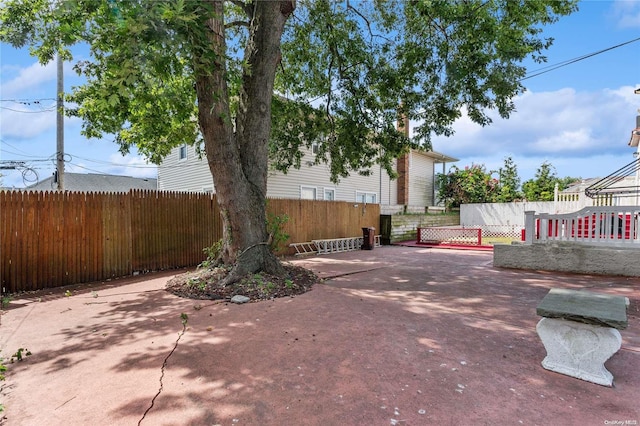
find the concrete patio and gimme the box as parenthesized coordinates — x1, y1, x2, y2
(0, 245, 638, 425)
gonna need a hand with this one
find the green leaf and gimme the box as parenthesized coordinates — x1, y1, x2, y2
(107, 94, 119, 107)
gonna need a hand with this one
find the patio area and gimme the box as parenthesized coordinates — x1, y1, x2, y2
(1, 245, 638, 425)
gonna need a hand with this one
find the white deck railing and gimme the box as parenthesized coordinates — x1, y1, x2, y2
(524, 206, 640, 247)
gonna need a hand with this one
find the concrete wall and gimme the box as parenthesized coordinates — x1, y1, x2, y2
(460, 202, 555, 227)
(380, 214, 460, 243)
(493, 242, 640, 277)
(460, 198, 606, 228)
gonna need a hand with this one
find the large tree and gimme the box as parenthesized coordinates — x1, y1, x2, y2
(522, 161, 580, 201)
(436, 164, 498, 208)
(495, 156, 523, 202)
(0, 0, 578, 282)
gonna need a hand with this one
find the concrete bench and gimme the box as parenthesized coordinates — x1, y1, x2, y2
(536, 288, 629, 387)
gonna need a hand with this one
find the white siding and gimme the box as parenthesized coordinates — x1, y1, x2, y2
(266, 146, 388, 202)
(379, 163, 397, 206)
(408, 151, 435, 206)
(157, 144, 213, 192)
(158, 145, 443, 207)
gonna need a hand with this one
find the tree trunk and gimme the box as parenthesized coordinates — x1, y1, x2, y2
(195, 1, 295, 283)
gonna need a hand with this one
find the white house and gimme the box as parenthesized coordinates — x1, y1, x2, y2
(158, 143, 457, 212)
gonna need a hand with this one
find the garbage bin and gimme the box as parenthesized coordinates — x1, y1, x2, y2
(362, 227, 375, 250)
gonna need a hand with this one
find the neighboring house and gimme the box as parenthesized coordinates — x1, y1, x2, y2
(25, 173, 157, 193)
(158, 143, 457, 211)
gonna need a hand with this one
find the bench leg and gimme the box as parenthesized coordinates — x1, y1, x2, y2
(536, 317, 622, 387)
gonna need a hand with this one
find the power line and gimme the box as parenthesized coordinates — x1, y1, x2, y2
(0, 106, 57, 113)
(67, 152, 155, 168)
(521, 36, 640, 81)
(66, 161, 118, 175)
(0, 98, 57, 103)
(0, 138, 57, 159)
(67, 151, 207, 170)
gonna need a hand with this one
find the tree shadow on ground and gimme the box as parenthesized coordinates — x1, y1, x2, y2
(4, 247, 639, 425)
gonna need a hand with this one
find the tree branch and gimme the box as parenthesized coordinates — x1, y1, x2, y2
(346, 0, 393, 44)
(228, 0, 254, 20)
(225, 20, 250, 29)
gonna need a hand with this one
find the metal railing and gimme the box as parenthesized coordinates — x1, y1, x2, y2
(524, 206, 640, 247)
(290, 235, 382, 256)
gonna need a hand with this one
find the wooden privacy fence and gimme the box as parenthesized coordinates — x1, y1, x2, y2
(1, 190, 379, 292)
(1, 190, 221, 293)
(273, 198, 380, 246)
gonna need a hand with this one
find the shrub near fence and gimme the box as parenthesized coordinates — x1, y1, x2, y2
(1, 191, 379, 292)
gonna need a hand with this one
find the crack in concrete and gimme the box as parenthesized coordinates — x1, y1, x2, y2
(322, 266, 389, 280)
(138, 318, 187, 426)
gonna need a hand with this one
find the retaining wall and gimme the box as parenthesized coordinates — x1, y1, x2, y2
(493, 242, 640, 277)
(380, 214, 460, 244)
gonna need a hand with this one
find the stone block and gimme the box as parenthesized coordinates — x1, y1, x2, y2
(537, 318, 621, 387)
(536, 288, 628, 330)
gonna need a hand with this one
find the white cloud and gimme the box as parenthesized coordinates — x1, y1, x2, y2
(611, 0, 640, 28)
(532, 128, 595, 153)
(0, 102, 84, 139)
(106, 153, 157, 178)
(0, 61, 57, 99)
(432, 85, 638, 160)
(0, 106, 56, 138)
(1, 60, 84, 139)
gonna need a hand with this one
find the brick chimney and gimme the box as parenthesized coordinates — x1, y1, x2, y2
(397, 113, 410, 205)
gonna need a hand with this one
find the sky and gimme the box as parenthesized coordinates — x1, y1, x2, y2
(1, 0, 640, 189)
(430, 0, 640, 183)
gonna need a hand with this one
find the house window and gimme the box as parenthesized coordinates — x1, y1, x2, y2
(300, 186, 317, 200)
(324, 188, 335, 201)
(356, 191, 377, 204)
(312, 133, 328, 155)
(178, 145, 187, 160)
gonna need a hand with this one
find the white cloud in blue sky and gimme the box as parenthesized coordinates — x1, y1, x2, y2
(429, 0, 640, 181)
(611, 0, 640, 28)
(1, 61, 56, 97)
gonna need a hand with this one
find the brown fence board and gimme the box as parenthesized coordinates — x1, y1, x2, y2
(79, 192, 87, 283)
(1, 192, 7, 292)
(44, 191, 52, 288)
(13, 191, 22, 291)
(1, 190, 379, 292)
(266, 198, 380, 255)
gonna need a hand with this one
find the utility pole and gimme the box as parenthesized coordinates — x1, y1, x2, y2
(56, 51, 65, 191)
(626, 89, 640, 207)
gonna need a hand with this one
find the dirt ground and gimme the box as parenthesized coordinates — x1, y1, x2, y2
(1, 245, 638, 426)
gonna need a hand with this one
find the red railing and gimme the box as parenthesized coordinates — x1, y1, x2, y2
(417, 227, 483, 246)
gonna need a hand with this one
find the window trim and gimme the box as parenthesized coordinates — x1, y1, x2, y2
(323, 187, 336, 201)
(356, 191, 377, 204)
(300, 185, 318, 200)
(178, 144, 188, 161)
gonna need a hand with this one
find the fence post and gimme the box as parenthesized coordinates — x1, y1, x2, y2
(524, 211, 536, 245)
